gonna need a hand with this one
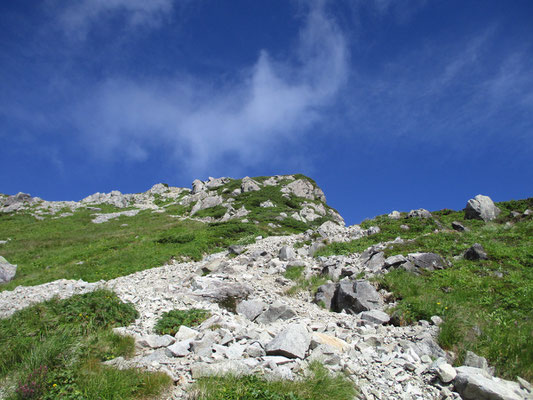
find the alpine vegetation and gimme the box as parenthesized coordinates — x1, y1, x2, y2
(0, 175, 531, 400)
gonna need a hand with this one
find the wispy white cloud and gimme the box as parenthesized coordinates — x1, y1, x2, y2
(56, 0, 175, 38)
(343, 29, 533, 149)
(72, 3, 348, 174)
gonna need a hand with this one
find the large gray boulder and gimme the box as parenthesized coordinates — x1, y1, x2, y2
(334, 280, 383, 314)
(191, 179, 205, 194)
(190, 195, 223, 216)
(364, 252, 386, 272)
(204, 177, 230, 189)
(452, 221, 469, 232)
(411, 337, 446, 359)
(384, 254, 407, 268)
(281, 179, 326, 202)
(167, 339, 192, 357)
(196, 258, 228, 275)
(148, 183, 168, 195)
(465, 195, 501, 222)
(265, 323, 311, 359)
(454, 366, 525, 400)
(241, 177, 261, 192)
(0, 256, 17, 284)
(408, 209, 432, 219)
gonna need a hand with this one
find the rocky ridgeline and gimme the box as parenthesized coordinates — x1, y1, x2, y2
(0, 175, 343, 226)
(0, 180, 531, 400)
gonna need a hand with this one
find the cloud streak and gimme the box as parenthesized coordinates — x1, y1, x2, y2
(343, 28, 533, 150)
(57, 0, 175, 38)
(73, 4, 348, 174)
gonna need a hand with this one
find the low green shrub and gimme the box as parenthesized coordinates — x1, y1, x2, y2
(154, 309, 210, 336)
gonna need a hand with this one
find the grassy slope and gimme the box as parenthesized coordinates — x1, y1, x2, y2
(0, 290, 171, 399)
(0, 175, 333, 291)
(316, 198, 533, 381)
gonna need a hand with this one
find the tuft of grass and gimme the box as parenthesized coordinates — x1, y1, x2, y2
(285, 275, 329, 297)
(154, 309, 210, 336)
(0, 290, 171, 399)
(284, 266, 305, 281)
(191, 361, 357, 400)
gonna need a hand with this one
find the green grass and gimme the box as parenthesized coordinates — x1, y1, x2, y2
(191, 362, 357, 400)
(285, 274, 329, 297)
(0, 176, 334, 291)
(154, 309, 210, 336)
(194, 205, 227, 219)
(0, 208, 268, 290)
(0, 290, 171, 399)
(284, 266, 306, 281)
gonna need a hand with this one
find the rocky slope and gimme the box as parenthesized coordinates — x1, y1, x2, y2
(0, 176, 531, 400)
(0, 174, 343, 227)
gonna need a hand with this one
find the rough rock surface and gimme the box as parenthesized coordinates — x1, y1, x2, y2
(265, 323, 311, 359)
(454, 366, 524, 400)
(464, 243, 488, 261)
(408, 209, 433, 219)
(465, 195, 501, 221)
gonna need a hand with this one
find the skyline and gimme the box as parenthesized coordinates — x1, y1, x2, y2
(1, 0, 532, 224)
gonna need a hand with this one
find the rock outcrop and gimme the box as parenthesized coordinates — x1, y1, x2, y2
(465, 195, 501, 221)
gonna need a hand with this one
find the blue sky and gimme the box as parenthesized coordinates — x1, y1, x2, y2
(1, 0, 532, 225)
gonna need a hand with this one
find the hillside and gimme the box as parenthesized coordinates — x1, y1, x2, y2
(0, 175, 532, 400)
(0, 175, 341, 290)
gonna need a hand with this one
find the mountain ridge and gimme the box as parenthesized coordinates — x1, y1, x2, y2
(0, 174, 532, 400)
